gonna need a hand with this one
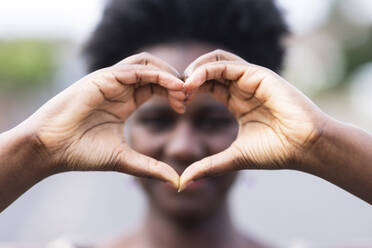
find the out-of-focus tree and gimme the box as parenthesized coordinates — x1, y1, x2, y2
(0, 40, 57, 91)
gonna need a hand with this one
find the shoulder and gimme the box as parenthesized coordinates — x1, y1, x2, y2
(96, 233, 142, 248)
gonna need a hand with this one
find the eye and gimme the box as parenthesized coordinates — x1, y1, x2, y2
(137, 114, 176, 132)
(196, 115, 234, 133)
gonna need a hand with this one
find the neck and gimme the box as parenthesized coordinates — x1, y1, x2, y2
(141, 202, 242, 248)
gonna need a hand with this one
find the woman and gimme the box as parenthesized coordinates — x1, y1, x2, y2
(0, 0, 371, 247)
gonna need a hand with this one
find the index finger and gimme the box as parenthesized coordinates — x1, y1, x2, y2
(110, 64, 184, 91)
(117, 52, 181, 78)
(184, 61, 248, 92)
(184, 49, 247, 78)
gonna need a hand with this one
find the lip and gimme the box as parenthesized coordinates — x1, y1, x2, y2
(184, 180, 205, 190)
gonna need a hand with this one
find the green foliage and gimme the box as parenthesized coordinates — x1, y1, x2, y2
(344, 30, 372, 78)
(0, 40, 57, 90)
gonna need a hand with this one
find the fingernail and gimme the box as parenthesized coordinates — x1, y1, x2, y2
(178, 107, 186, 114)
(178, 180, 194, 193)
(169, 180, 180, 189)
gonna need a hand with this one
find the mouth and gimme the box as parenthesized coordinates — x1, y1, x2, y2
(159, 177, 213, 194)
(155, 163, 218, 194)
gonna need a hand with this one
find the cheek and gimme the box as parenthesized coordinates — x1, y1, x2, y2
(129, 126, 168, 158)
(201, 124, 238, 153)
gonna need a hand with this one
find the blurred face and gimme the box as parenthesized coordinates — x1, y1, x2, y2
(128, 42, 239, 219)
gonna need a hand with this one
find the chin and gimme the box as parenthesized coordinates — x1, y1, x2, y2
(153, 194, 221, 223)
(139, 175, 237, 222)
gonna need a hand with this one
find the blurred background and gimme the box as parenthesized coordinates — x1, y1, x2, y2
(0, 0, 371, 247)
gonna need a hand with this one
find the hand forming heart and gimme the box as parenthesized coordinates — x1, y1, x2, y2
(26, 50, 328, 191)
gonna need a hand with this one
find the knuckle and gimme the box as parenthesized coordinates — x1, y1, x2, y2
(212, 49, 225, 56)
(93, 67, 111, 76)
(139, 51, 151, 57)
(138, 52, 152, 62)
(92, 68, 115, 82)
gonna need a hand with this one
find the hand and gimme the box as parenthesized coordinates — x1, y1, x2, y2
(24, 53, 186, 188)
(179, 50, 329, 191)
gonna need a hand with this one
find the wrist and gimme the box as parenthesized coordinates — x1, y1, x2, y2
(0, 123, 56, 178)
(296, 114, 339, 175)
(0, 125, 57, 211)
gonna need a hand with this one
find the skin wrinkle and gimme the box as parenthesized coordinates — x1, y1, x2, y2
(271, 107, 319, 156)
(241, 120, 286, 168)
(91, 80, 127, 104)
(301, 120, 326, 153)
(144, 58, 149, 66)
(110, 69, 129, 87)
(238, 101, 263, 120)
(205, 67, 209, 83)
(216, 64, 229, 86)
(106, 142, 125, 172)
(135, 71, 142, 85)
(215, 54, 221, 62)
(110, 148, 122, 172)
(240, 67, 263, 101)
(94, 109, 122, 122)
(77, 108, 121, 135)
(77, 121, 123, 142)
(269, 111, 303, 150)
(231, 143, 253, 169)
(31, 128, 52, 160)
(144, 157, 158, 179)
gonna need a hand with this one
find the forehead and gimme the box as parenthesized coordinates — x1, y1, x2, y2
(143, 41, 219, 73)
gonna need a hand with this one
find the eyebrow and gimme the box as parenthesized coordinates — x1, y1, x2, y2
(137, 105, 173, 114)
(196, 105, 230, 114)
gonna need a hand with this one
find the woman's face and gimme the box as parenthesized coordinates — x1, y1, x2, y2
(128, 43, 239, 219)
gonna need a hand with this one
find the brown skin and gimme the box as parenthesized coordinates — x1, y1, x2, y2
(131, 95, 238, 219)
(0, 44, 371, 247)
(111, 43, 264, 248)
(130, 43, 239, 221)
(178, 49, 372, 205)
(0, 53, 186, 211)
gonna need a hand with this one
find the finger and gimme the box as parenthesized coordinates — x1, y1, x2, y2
(117, 52, 181, 78)
(167, 89, 187, 113)
(134, 84, 186, 114)
(193, 81, 230, 105)
(167, 95, 186, 114)
(110, 64, 184, 90)
(179, 145, 240, 192)
(184, 61, 248, 92)
(115, 53, 186, 113)
(118, 144, 179, 189)
(184, 49, 247, 78)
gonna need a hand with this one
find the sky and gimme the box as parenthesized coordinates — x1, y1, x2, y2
(0, 0, 337, 42)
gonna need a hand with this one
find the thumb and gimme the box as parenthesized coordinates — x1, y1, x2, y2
(179, 145, 241, 192)
(117, 144, 179, 189)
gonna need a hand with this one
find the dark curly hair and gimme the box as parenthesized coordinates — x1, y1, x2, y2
(84, 0, 288, 73)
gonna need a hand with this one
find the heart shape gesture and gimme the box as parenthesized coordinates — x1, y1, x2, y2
(29, 50, 327, 191)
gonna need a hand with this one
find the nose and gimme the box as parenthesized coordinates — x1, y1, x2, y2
(164, 120, 205, 169)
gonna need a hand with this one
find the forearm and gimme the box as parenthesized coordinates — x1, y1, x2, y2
(0, 125, 52, 212)
(302, 117, 372, 204)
